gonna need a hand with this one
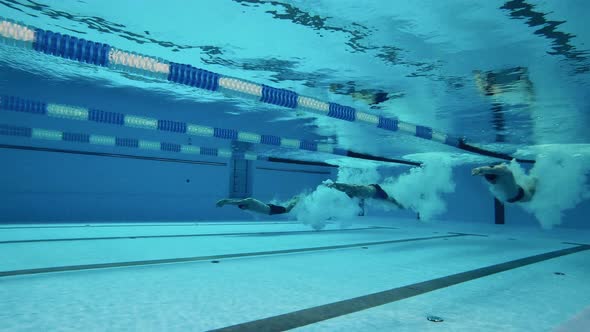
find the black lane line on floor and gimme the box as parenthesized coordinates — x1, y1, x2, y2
(447, 232, 488, 237)
(210, 244, 590, 332)
(0, 227, 395, 244)
(0, 233, 467, 278)
(563, 241, 590, 246)
(0, 222, 304, 230)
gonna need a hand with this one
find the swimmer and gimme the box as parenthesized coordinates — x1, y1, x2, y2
(473, 67, 534, 97)
(216, 196, 300, 215)
(472, 162, 537, 203)
(329, 83, 394, 106)
(324, 182, 404, 209)
(216, 182, 404, 215)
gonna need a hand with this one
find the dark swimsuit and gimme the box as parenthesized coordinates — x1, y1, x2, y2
(267, 204, 288, 215)
(483, 174, 525, 203)
(507, 187, 525, 203)
(238, 203, 288, 215)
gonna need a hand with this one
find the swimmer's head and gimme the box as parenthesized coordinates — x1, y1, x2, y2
(372, 92, 390, 105)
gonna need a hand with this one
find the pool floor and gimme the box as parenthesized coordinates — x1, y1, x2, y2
(1, 218, 589, 331)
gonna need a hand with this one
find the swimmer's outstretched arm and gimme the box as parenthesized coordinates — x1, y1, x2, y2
(216, 197, 271, 214)
(472, 164, 510, 176)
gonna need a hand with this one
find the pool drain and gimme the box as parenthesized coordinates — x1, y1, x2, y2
(427, 315, 444, 323)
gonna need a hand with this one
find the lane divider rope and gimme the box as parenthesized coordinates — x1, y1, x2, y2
(0, 18, 534, 163)
(0, 95, 422, 166)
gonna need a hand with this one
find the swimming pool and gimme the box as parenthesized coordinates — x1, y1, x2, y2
(1, 1, 589, 331)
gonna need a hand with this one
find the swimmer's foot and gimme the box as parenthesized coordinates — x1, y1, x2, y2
(216, 199, 229, 207)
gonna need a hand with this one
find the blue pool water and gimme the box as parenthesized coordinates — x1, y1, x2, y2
(1, 1, 589, 331)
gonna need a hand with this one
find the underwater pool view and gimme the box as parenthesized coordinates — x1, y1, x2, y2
(1, 1, 589, 331)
